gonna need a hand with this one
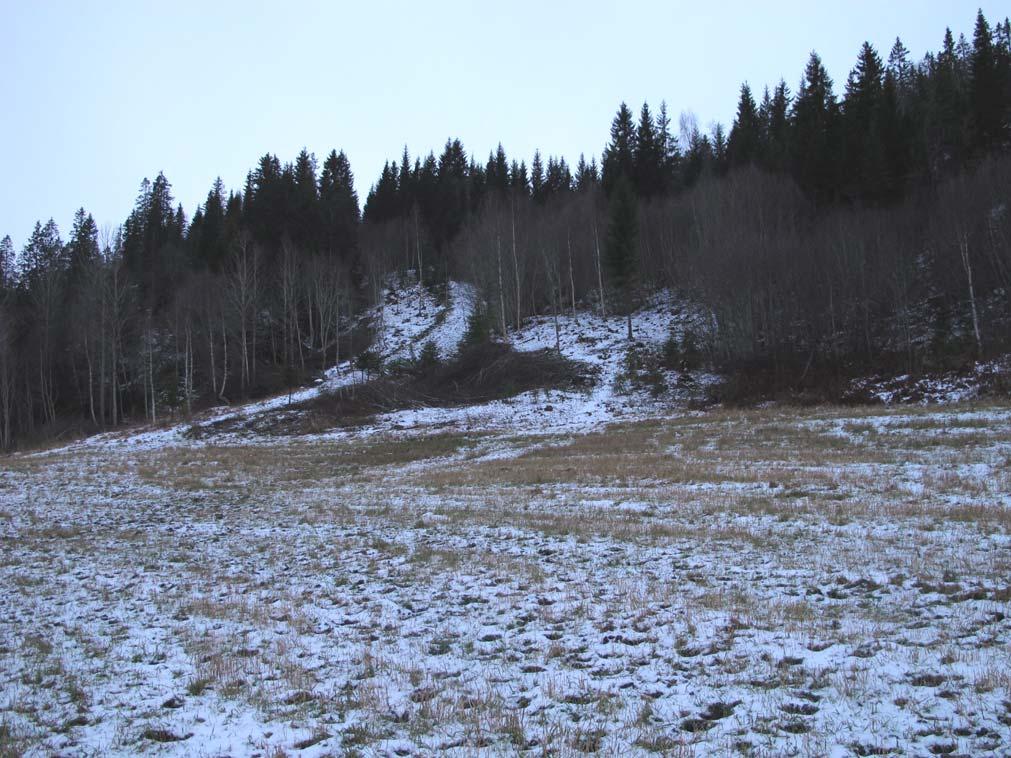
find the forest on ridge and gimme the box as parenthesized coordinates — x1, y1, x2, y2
(1, 9, 1009, 449)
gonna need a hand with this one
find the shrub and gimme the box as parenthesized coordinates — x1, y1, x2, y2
(461, 306, 491, 349)
(416, 340, 441, 372)
(355, 348, 383, 378)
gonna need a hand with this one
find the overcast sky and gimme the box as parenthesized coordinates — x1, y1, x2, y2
(0, 1, 1002, 248)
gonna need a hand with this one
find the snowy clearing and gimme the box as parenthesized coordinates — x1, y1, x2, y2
(2, 402, 1011, 756)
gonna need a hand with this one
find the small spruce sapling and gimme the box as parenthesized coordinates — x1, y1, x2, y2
(417, 340, 440, 372)
(461, 306, 491, 349)
(355, 348, 382, 380)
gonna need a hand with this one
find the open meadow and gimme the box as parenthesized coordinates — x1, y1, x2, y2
(2, 402, 1010, 756)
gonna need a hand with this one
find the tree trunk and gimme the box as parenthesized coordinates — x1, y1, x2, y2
(511, 197, 521, 329)
(497, 232, 507, 338)
(592, 214, 606, 317)
(960, 232, 983, 355)
(567, 228, 577, 319)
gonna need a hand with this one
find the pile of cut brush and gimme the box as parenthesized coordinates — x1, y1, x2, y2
(270, 342, 595, 434)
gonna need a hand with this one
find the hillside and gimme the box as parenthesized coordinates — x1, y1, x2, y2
(51, 280, 717, 453)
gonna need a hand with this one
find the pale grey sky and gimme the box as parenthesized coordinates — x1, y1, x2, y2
(0, 1, 1002, 248)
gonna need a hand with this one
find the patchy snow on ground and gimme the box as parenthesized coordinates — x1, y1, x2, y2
(4, 281, 1011, 756)
(2, 404, 1011, 756)
(377, 292, 718, 436)
(370, 279, 476, 364)
(847, 356, 1011, 406)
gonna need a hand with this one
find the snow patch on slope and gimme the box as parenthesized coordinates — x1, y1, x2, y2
(377, 291, 718, 435)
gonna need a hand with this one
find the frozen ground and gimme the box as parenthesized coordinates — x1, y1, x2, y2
(847, 357, 1011, 406)
(2, 401, 1011, 756)
(3, 283, 1011, 755)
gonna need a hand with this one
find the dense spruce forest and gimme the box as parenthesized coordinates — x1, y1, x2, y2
(1, 10, 1010, 449)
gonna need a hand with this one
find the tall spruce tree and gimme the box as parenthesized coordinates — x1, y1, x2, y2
(969, 10, 1006, 152)
(67, 208, 99, 273)
(791, 52, 840, 200)
(604, 177, 638, 340)
(656, 101, 680, 192)
(574, 154, 599, 190)
(123, 172, 180, 304)
(194, 178, 226, 271)
(633, 102, 664, 198)
(245, 154, 285, 247)
(319, 150, 360, 264)
(711, 123, 728, 175)
(887, 37, 915, 94)
(291, 149, 320, 251)
(486, 144, 510, 194)
(20, 220, 64, 286)
(928, 28, 969, 170)
(843, 42, 886, 201)
(530, 150, 545, 203)
(760, 81, 791, 172)
(728, 83, 761, 167)
(602, 102, 637, 195)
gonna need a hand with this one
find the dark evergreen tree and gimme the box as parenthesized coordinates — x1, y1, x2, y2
(791, 52, 840, 200)
(194, 177, 227, 271)
(574, 154, 599, 190)
(728, 83, 761, 167)
(544, 156, 572, 199)
(879, 68, 912, 199)
(602, 102, 637, 194)
(711, 123, 728, 175)
(510, 160, 529, 195)
(397, 147, 414, 215)
(223, 190, 243, 258)
(530, 150, 545, 203)
(842, 42, 887, 201)
(486, 144, 510, 194)
(432, 138, 469, 251)
(681, 120, 713, 188)
(764, 80, 792, 172)
(604, 177, 638, 340)
(123, 172, 182, 304)
(633, 102, 664, 197)
(363, 161, 400, 223)
(319, 149, 360, 264)
(969, 10, 1007, 152)
(67, 208, 99, 273)
(655, 101, 680, 192)
(927, 28, 969, 171)
(468, 156, 487, 212)
(887, 37, 915, 94)
(291, 149, 320, 251)
(19, 220, 65, 286)
(245, 154, 285, 246)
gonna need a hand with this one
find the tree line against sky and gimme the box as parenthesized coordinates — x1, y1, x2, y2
(0, 10, 1008, 447)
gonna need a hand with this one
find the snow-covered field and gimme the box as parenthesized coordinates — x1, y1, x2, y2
(2, 284, 1011, 756)
(3, 404, 1011, 756)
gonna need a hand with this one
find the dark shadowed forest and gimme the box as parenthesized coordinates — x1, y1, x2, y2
(1, 10, 1009, 449)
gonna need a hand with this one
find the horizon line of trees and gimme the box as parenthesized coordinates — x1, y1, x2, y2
(1, 9, 1009, 448)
